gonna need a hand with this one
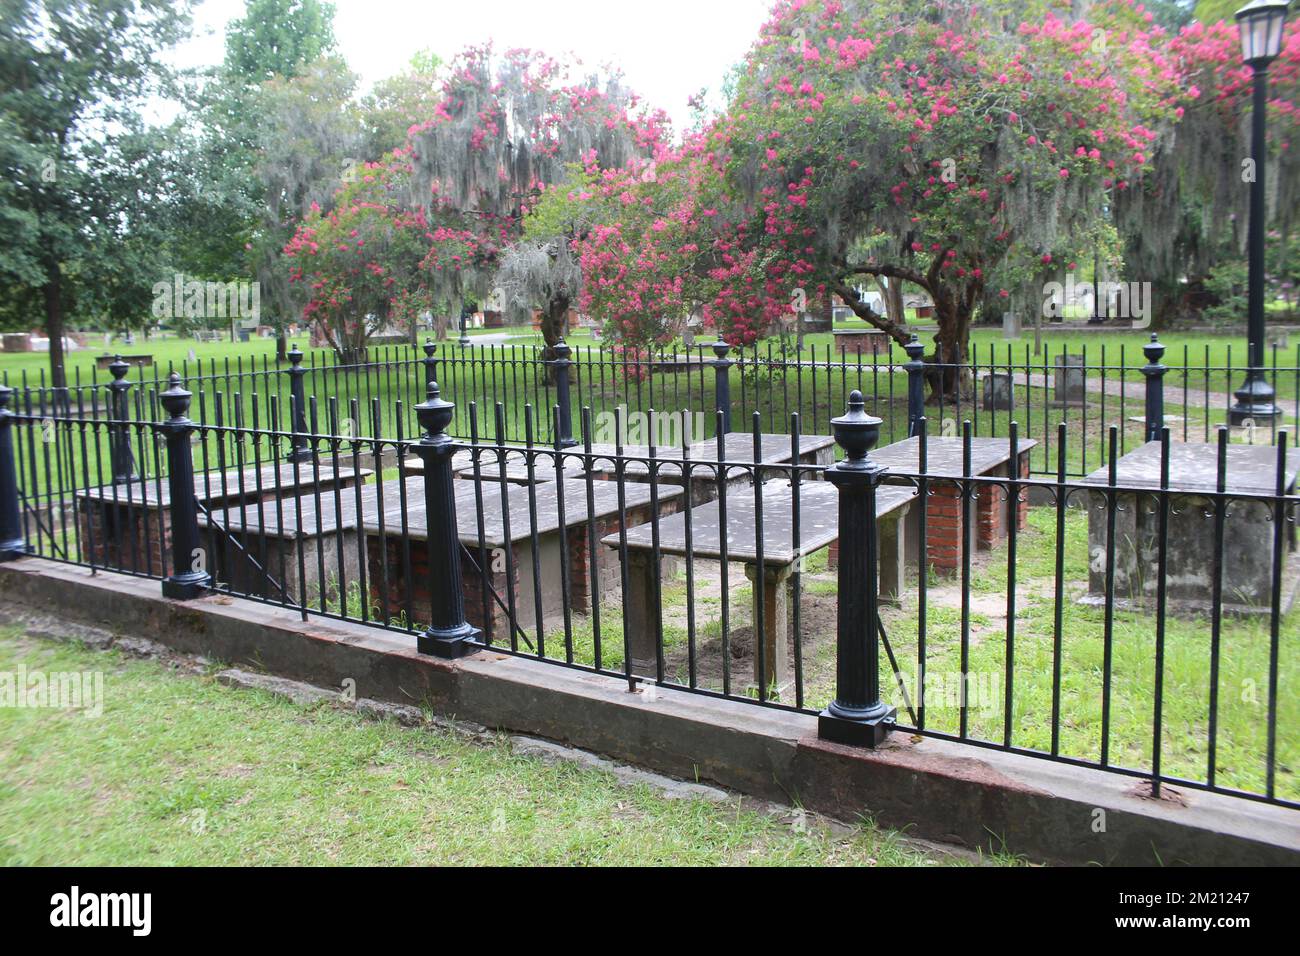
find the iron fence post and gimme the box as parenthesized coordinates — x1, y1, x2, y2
(1142, 333, 1167, 443)
(710, 341, 733, 434)
(107, 355, 138, 484)
(904, 334, 926, 438)
(548, 338, 576, 448)
(422, 339, 438, 387)
(160, 373, 211, 599)
(285, 343, 314, 463)
(819, 389, 896, 747)
(415, 379, 482, 657)
(0, 385, 30, 561)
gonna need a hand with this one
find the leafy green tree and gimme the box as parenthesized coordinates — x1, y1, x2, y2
(0, 0, 193, 387)
(361, 49, 442, 160)
(178, 0, 341, 357)
(249, 57, 363, 351)
(223, 0, 336, 82)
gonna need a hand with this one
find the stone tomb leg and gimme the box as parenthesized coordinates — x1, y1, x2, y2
(743, 562, 792, 696)
(877, 505, 909, 605)
(624, 549, 661, 678)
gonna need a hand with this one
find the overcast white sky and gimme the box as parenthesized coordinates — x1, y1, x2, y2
(173, 0, 774, 131)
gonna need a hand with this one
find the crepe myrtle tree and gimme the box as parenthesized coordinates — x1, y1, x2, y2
(283, 154, 431, 358)
(1115, 13, 1300, 325)
(582, 0, 1192, 398)
(576, 137, 740, 347)
(719, 0, 1195, 396)
(406, 44, 670, 341)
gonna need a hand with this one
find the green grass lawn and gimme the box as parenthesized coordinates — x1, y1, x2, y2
(520, 503, 1297, 803)
(0, 628, 998, 866)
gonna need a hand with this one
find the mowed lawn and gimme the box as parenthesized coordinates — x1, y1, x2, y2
(0, 629, 1001, 867)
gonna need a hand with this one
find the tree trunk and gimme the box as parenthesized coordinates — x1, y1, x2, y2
(276, 325, 287, 364)
(927, 280, 979, 403)
(930, 307, 971, 403)
(839, 270, 979, 402)
(44, 263, 67, 391)
(877, 276, 904, 326)
(540, 294, 570, 382)
(540, 295, 569, 350)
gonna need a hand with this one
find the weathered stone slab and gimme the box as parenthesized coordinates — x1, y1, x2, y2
(1082, 439, 1294, 494)
(870, 435, 1038, 477)
(606, 479, 914, 693)
(1082, 440, 1298, 612)
(608, 479, 913, 564)
(361, 476, 682, 635)
(583, 431, 835, 508)
(77, 462, 370, 506)
(75, 463, 371, 578)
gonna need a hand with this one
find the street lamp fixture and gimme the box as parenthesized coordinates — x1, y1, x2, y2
(1237, 0, 1289, 62)
(1229, 0, 1289, 425)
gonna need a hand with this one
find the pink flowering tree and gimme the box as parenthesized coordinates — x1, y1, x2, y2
(713, 0, 1189, 393)
(572, 147, 727, 345)
(406, 45, 670, 349)
(579, 0, 1221, 397)
(283, 155, 432, 358)
(1118, 10, 1300, 318)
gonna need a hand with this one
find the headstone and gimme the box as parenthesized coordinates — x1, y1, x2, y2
(804, 314, 833, 333)
(982, 372, 1013, 410)
(187, 348, 197, 362)
(682, 315, 703, 348)
(1052, 354, 1086, 406)
(2, 333, 32, 353)
(1001, 311, 1021, 339)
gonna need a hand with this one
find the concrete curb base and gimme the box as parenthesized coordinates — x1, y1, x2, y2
(1, 558, 1296, 866)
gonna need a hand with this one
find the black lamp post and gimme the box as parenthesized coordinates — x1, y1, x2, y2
(1229, 0, 1290, 425)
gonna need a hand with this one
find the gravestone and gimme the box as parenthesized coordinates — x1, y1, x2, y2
(1052, 354, 1086, 406)
(1001, 311, 1021, 339)
(802, 312, 833, 333)
(682, 315, 703, 347)
(982, 372, 1013, 410)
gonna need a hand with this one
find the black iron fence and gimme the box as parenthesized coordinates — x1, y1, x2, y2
(0, 361, 1296, 808)
(7, 335, 1299, 484)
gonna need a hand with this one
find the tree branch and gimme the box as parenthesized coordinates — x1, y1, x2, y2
(843, 260, 930, 291)
(831, 279, 912, 346)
